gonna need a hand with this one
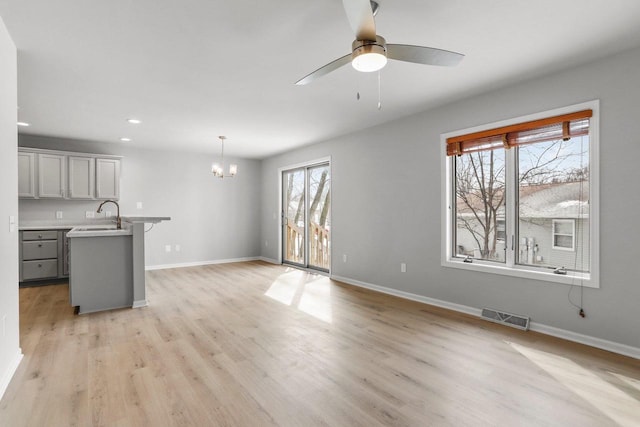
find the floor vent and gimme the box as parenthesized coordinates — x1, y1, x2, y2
(481, 308, 530, 331)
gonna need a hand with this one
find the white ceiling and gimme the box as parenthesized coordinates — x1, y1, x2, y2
(2, 0, 640, 158)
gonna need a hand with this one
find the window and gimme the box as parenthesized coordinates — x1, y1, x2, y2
(442, 101, 599, 287)
(552, 219, 575, 251)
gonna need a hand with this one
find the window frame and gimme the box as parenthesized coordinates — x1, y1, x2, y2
(441, 101, 599, 288)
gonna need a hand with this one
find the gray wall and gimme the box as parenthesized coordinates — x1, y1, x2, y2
(19, 135, 262, 267)
(0, 17, 20, 397)
(260, 47, 640, 349)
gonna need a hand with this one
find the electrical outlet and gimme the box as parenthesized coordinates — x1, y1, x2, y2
(401, 262, 407, 273)
(175, 244, 181, 252)
(343, 254, 347, 263)
(136, 202, 143, 209)
(56, 211, 63, 219)
(105, 211, 112, 218)
(165, 245, 171, 253)
(85, 211, 95, 218)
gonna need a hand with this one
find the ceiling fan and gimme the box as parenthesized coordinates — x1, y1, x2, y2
(295, 0, 464, 85)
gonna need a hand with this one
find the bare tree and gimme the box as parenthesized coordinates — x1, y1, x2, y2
(319, 191, 330, 226)
(455, 149, 505, 258)
(308, 170, 328, 222)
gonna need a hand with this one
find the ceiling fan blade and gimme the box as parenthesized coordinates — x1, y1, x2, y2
(295, 54, 352, 85)
(342, 0, 377, 41)
(386, 44, 464, 67)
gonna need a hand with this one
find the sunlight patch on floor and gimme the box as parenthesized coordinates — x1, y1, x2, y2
(264, 270, 300, 305)
(510, 342, 640, 426)
(265, 270, 332, 323)
(298, 279, 332, 323)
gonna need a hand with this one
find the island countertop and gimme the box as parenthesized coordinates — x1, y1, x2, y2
(66, 214, 171, 237)
(67, 224, 133, 238)
(121, 216, 171, 223)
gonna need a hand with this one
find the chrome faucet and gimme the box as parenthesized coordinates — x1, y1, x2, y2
(97, 200, 121, 229)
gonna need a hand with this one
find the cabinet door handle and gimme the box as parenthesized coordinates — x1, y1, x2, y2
(38, 264, 42, 268)
(38, 234, 42, 238)
(38, 243, 42, 247)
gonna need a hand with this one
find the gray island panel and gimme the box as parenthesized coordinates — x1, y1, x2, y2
(69, 234, 133, 314)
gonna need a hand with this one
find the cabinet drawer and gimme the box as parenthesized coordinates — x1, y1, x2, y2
(22, 240, 58, 260)
(22, 259, 58, 280)
(23, 230, 58, 241)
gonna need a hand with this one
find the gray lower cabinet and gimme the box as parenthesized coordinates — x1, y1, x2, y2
(19, 229, 71, 282)
(22, 240, 58, 260)
(22, 259, 58, 281)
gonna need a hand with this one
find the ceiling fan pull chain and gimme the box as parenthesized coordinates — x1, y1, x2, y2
(377, 70, 382, 110)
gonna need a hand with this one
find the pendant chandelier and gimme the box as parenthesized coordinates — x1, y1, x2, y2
(211, 136, 237, 178)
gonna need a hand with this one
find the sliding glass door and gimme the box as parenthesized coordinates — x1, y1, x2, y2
(282, 163, 330, 272)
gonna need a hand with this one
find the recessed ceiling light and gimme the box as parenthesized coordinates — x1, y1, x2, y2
(127, 118, 141, 124)
(17, 121, 30, 127)
(120, 137, 132, 142)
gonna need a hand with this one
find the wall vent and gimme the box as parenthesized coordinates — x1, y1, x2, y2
(481, 308, 530, 331)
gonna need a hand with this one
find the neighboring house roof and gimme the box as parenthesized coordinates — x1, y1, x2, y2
(519, 181, 589, 219)
(457, 181, 589, 219)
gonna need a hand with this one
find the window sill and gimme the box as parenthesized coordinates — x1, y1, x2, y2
(442, 257, 598, 289)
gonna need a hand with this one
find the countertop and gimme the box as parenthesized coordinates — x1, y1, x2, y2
(19, 220, 116, 230)
(21, 216, 170, 237)
(19, 215, 170, 230)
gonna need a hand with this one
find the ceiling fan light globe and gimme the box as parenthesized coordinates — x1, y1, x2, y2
(352, 51, 387, 72)
(351, 36, 387, 72)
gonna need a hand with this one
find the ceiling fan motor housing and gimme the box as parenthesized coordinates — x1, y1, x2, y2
(351, 35, 387, 72)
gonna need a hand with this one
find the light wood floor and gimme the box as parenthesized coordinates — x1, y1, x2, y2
(1, 261, 639, 426)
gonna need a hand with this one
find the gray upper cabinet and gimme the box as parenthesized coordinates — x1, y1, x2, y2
(18, 151, 36, 198)
(96, 158, 121, 200)
(37, 153, 67, 198)
(68, 156, 95, 199)
(18, 148, 122, 200)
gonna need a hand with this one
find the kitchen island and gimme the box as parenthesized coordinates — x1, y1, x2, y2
(67, 225, 132, 314)
(67, 216, 169, 314)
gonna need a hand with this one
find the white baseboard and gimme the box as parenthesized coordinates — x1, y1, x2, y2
(146, 257, 261, 271)
(132, 299, 147, 309)
(529, 322, 640, 360)
(0, 348, 23, 402)
(330, 274, 640, 360)
(259, 256, 280, 265)
(330, 275, 481, 317)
